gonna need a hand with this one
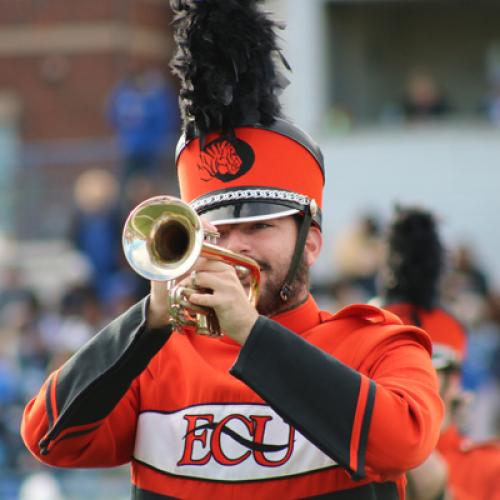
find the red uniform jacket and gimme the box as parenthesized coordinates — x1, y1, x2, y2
(437, 425, 500, 500)
(21, 296, 442, 499)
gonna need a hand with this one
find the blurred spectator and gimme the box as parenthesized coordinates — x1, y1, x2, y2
(402, 71, 451, 122)
(332, 213, 384, 299)
(460, 292, 500, 441)
(0, 266, 37, 318)
(70, 168, 122, 303)
(107, 67, 179, 184)
(484, 78, 500, 126)
(39, 283, 107, 371)
(449, 243, 490, 297)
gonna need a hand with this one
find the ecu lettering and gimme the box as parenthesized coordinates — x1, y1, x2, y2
(177, 413, 295, 468)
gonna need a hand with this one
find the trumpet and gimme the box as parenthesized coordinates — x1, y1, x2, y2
(122, 196, 261, 336)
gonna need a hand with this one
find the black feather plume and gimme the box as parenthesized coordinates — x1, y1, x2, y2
(384, 206, 443, 310)
(170, 0, 289, 139)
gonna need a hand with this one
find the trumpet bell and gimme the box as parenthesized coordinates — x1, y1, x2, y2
(122, 196, 204, 282)
(123, 194, 261, 336)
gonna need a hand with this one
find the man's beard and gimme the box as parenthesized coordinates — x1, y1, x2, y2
(256, 255, 310, 317)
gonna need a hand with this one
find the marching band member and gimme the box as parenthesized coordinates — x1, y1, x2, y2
(21, 2, 442, 498)
(379, 206, 500, 500)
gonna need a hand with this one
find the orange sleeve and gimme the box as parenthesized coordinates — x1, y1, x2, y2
(232, 316, 442, 480)
(20, 298, 172, 468)
(362, 329, 443, 478)
(21, 371, 140, 467)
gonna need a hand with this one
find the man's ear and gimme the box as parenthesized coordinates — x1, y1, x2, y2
(304, 226, 322, 266)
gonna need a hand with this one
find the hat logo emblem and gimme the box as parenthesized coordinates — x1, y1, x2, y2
(198, 136, 255, 182)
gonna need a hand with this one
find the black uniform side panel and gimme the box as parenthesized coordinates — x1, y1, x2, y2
(132, 481, 398, 499)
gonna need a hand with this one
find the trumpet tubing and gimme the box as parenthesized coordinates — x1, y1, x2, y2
(122, 195, 261, 336)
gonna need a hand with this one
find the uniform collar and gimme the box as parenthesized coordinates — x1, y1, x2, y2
(269, 294, 322, 334)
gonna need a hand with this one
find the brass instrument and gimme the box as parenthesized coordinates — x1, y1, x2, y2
(122, 196, 260, 336)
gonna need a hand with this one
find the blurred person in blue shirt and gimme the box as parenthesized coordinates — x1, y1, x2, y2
(107, 67, 179, 183)
(70, 168, 122, 303)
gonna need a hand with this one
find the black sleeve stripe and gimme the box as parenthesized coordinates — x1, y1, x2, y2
(45, 375, 55, 429)
(352, 379, 377, 480)
(231, 316, 363, 476)
(50, 297, 172, 436)
(56, 425, 101, 443)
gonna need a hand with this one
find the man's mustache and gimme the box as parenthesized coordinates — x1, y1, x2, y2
(239, 258, 269, 286)
(252, 258, 270, 272)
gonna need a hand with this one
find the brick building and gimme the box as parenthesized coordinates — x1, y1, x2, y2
(0, 0, 178, 239)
